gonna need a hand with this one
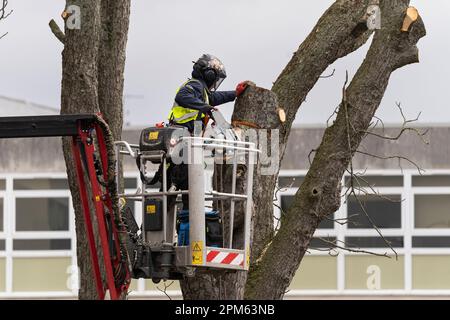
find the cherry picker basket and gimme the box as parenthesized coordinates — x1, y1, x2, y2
(115, 115, 259, 279)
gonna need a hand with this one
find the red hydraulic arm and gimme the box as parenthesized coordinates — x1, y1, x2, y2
(0, 114, 131, 300)
(71, 119, 131, 300)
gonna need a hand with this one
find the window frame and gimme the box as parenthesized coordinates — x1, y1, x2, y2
(411, 189, 450, 232)
(279, 169, 450, 297)
(14, 194, 71, 234)
(0, 173, 75, 297)
(3, 169, 450, 298)
(0, 192, 5, 237)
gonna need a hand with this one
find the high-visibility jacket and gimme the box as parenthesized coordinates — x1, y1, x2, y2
(168, 79, 210, 124)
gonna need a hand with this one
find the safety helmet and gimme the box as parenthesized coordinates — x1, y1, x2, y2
(192, 54, 227, 91)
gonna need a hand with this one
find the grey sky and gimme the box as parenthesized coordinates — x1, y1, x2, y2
(0, 0, 448, 127)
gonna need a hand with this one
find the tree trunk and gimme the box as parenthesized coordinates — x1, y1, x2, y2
(60, 0, 130, 299)
(231, 86, 282, 261)
(245, 0, 426, 299)
(236, 0, 376, 299)
(180, 87, 280, 299)
(97, 0, 131, 141)
(60, 0, 102, 300)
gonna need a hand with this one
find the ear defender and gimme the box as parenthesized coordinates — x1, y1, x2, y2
(203, 68, 217, 86)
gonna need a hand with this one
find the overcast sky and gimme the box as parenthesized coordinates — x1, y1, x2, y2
(0, 0, 448, 127)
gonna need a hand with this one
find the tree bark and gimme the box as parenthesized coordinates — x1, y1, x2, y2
(60, 0, 102, 300)
(180, 87, 280, 300)
(231, 87, 281, 261)
(244, 0, 426, 299)
(60, 0, 130, 299)
(98, 0, 131, 141)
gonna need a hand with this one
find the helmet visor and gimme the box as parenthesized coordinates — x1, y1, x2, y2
(208, 56, 227, 91)
(211, 76, 226, 91)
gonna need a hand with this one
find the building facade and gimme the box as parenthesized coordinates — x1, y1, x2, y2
(1, 98, 450, 299)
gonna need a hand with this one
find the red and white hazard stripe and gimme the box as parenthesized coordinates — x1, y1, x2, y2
(206, 249, 244, 266)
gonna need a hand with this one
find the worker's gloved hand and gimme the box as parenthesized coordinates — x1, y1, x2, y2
(200, 105, 214, 115)
(236, 81, 251, 97)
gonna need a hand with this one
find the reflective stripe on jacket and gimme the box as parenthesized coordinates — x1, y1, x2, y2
(168, 79, 210, 124)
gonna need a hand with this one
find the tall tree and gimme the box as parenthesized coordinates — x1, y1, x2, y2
(245, 0, 425, 299)
(51, 0, 131, 299)
(181, 0, 426, 300)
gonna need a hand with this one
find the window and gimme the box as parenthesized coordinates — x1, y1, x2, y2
(309, 237, 336, 249)
(6, 177, 75, 295)
(278, 176, 305, 188)
(347, 195, 401, 229)
(345, 255, 404, 290)
(275, 172, 450, 295)
(0, 258, 5, 292)
(412, 175, 450, 187)
(3, 168, 450, 297)
(6, 178, 74, 293)
(280, 195, 334, 229)
(345, 175, 403, 187)
(124, 177, 137, 189)
(289, 255, 338, 290)
(412, 256, 450, 289)
(129, 279, 139, 292)
(12, 257, 72, 292)
(0, 197, 3, 231)
(412, 237, 450, 248)
(14, 179, 68, 190)
(13, 239, 71, 251)
(146, 279, 181, 292)
(414, 195, 450, 228)
(16, 198, 69, 231)
(345, 236, 403, 248)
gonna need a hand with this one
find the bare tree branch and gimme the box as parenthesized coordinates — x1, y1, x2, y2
(361, 102, 429, 144)
(245, 0, 426, 299)
(355, 150, 425, 174)
(0, 0, 12, 39)
(156, 281, 174, 300)
(320, 68, 336, 79)
(312, 238, 391, 258)
(0, 0, 12, 20)
(49, 19, 66, 44)
(303, 90, 424, 262)
(323, 213, 360, 227)
(341, 70, 399, 259)
(340, 94, 429, 261)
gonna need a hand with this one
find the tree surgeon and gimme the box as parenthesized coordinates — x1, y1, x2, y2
(164, 54, 249, 212)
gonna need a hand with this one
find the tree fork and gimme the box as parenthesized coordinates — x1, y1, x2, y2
(181, 0, 381, 300)
(244, 0, 426, 300)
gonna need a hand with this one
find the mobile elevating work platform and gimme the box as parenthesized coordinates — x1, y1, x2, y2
(0, 112, 258, 300)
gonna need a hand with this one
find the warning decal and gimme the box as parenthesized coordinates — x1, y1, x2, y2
(146, 205, 156, 214)
(149, 131, 159, 140)
(191, 241, 203, 265)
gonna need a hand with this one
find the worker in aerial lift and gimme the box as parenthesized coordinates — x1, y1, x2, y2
(167, 54, 249, 212)
(168, 53, 248, 132)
